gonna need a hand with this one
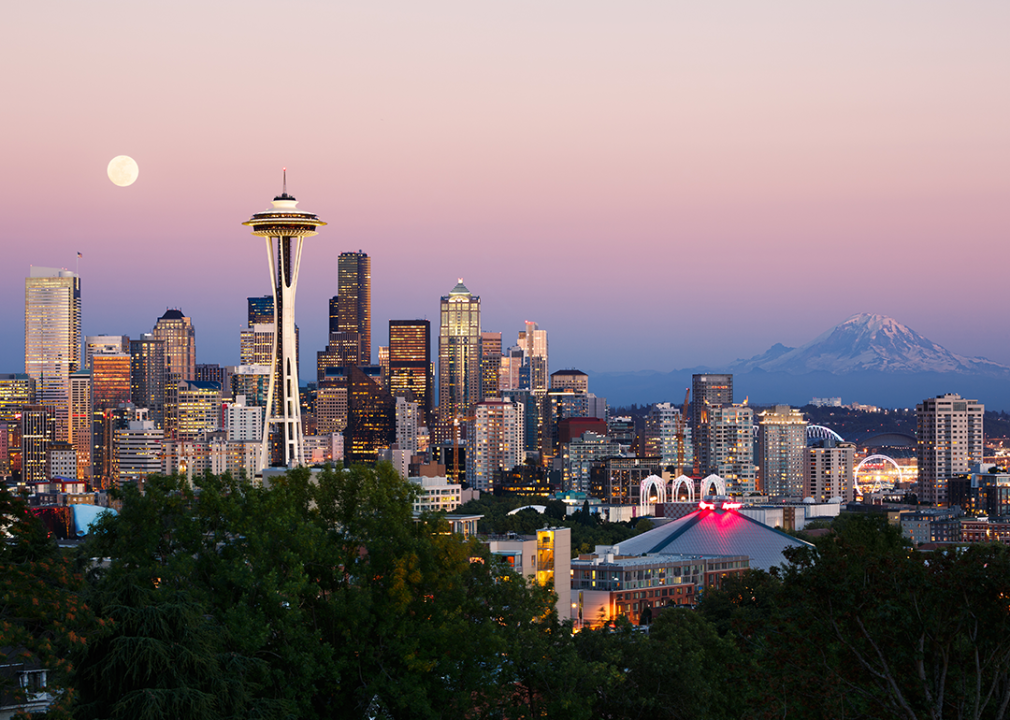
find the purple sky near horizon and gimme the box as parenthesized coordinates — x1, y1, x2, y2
(2, 1, 1008, 380)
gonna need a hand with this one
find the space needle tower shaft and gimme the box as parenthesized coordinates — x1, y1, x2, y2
(243, 170, 326, 468)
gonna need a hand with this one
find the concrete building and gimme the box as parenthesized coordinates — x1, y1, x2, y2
(409, 475, 462, 514)
(176, 381, 222, 440)
(395, 396, 419, 456)
(224, 396, 264, 442)
(84, 335, 129, 370)
(480, 331, 502, 401)
(467, 399, 525, 491)
(804, 439, 856, 502)
(708, 404, 757, 494)
(691, 374, 733, 475)
(917, 393, 984, 506)
(563, 431, 622, 493)
(550, 369, 588, 394)
(113, 412, 163, 489)
(758, 405, 807, 498)
(644, 403, 691, 473)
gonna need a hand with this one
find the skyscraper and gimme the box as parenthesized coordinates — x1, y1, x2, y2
(388, 320, 432, 428)
(25, 267, 81, 442)
(480, 332, 502, 401)
(243, 174, 326, 468)
(517, 321, 548, 393)
(93, 352, 132, 489)
(336, 251, 371, 365)
(84, 335, 129, 370)
(69, 370, 91, 484)
(344, 365, 395, 465)
(758, 405, 807, 497)
(917, 393, 984, 506)
(438, 280, 481, 439)
(691, 374, 733, 476)
(152, 309, 196, 383)
(805, 439, 856, 502)
(129, 335, 166, 428)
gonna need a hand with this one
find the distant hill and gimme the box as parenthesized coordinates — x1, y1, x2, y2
(586, 314, 1010, 411)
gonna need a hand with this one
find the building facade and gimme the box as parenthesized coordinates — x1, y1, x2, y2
(25, 267, 81, 442)
(758, 405, 807, 497)
(388, 319, 432, 428)
(691, 374, 733, 476)
(917, 393, 984, 506)
(466, 399, 524, 491)
(708, 404, 757, 495)
(438, 280, 481, 439)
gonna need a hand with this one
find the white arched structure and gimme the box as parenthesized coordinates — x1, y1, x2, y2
(669, 474, 695, 503)
(700, 474, 727, 498)
(854, 454, 903, 494)
(639, 474, 666, 513)
(807, 425, 844, 443)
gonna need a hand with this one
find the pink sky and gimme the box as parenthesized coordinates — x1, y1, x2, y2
(2, 1, 1007, 378)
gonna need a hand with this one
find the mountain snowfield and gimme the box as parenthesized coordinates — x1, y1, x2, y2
(730, 313, 1010, 376)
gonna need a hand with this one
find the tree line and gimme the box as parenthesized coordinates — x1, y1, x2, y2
(3, 467, 1010, 719)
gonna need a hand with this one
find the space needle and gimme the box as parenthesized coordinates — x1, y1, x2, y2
(243, 171, 326, 468)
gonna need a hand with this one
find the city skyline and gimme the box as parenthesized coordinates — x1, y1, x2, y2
(3, 2, 1008, 379)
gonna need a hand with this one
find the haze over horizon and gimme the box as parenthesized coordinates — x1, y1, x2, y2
(3, 2, 1007, 381)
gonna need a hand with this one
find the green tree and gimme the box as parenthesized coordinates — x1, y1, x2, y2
(0, 485, 98, 720)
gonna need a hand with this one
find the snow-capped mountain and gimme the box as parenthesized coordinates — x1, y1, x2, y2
(730, 313, 1010, 376)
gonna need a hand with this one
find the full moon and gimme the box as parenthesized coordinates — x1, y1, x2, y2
(107, 155, 139, 187)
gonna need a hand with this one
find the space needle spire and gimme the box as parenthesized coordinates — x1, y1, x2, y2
(243, 172, 326, 469)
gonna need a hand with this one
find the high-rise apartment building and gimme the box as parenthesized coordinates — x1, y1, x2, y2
(438, 280, 481, 439)
(25, 267, 81, 442)
(243, 177, 326, 468)
(335, 251, 371, 365)
(152, 309, 196, 383)
(467, 400, 524, 491)
(388, 320, 432, 428)
(113, 409, 164, 489)
(758, 405, 808, 498)
(499, 345, 525, 393)
(480, 332, 502, 401)
(691, 374, 733, 475)
(21, 405, 54, 487)
(708, 404, 756, 494)
(644, 402, 692, 472)
(805, 439, 856, 502)
(917, 393, 984, 506)
(395, 396, 420, 456)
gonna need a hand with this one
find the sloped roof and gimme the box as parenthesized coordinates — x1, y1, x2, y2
(615, 507, 811, 571)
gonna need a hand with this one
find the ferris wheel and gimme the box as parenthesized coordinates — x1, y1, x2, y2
(854, 454, 905, 496)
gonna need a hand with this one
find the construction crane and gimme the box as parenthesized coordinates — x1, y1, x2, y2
(675, 388, 690, 476)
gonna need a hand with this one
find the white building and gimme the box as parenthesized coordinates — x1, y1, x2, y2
(709, 404, 757, 494)
(467, 399, 524, 491)
(114, 417, 163, 488)
(395, 396, 419, 455)
(758, 405, 807, 498)
(644, 403, 692, 471)
(488, 527, 570, 622)
(410, 475, 462, 513)
(917, 393, 984, 507)
(804, 440, 856, 502)
(224, 395, 264, 442)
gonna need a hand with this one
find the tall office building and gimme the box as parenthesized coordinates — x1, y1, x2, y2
(467, 400, 525, 492)
(917, 393, 984, 506)
(691, 374, 733, 476)
(438, 280, 481, 439)
(388, 320, 432, 428)
(517, 321, 549, 393)
(499, 345, 525, 393)
(25, 267, 81, 442)
(247, 295, 274, 325)
(758, 405, 808, 497)
(84, 335, 129, 370)
(550, 369, 589, 394)
(344, 365, 395, 465)
(708, 404, 757, 494)
(243, 176, 326, 467)
(21, 405, 54, 487)
(152, 309, 196, 383)
(69, 370, 91, 484)
(93, 352, 133, 489)
(480, 332, 502, 401)
(176, 381, 223, 440)
(335, 251, 371, 365)
(0, 374, 36, 421)
(130, 335, 166, 428)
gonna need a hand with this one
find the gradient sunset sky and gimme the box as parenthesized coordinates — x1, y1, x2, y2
(3, 1, 1008, 379)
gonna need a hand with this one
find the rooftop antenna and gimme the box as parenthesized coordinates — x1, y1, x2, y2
(282, 167, 287, 196)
